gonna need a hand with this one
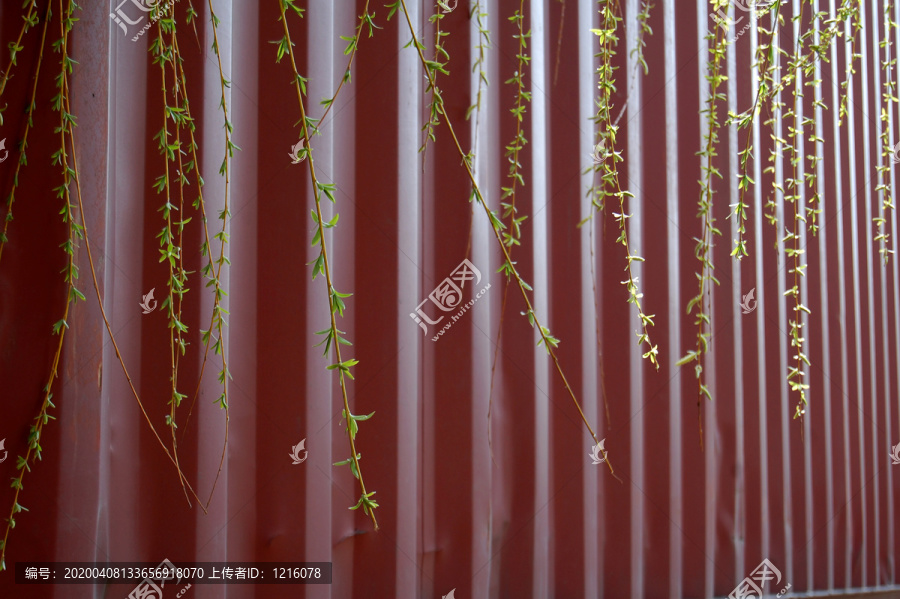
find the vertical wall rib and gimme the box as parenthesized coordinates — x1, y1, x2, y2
(664, 0, 683, 595)
(875, 0, 896, 586)
(397, 0, 421, 593)
(530, 0, 550, 595)
(579, 0, 601, 597)
(725, 2, 749, 593)
(890, 0, 900, 584)
(626, 2, 646, 598)
(859, 0, 880, 584)
(751, 9, 773, 576)
(813, 0, 836, 589)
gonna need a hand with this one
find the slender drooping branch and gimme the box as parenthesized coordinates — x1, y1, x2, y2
(728, 2, 781, 259)
(677, 0, 728, 446)
(783, 0, 812, 419)
(488, 0, 530, 459)
(314, 0, 376, 136)
(419, 2, 450, 170)
(63, 8, 209, 513)
(875, 0, 897, 264)
(0, 0, 52, 266)
(837, 0, 863, 125)
(392, 0, 620, 478)
(585, 0, 659, 372)
(0, 0, 42, 124)
(151, 9, 197, 504)
(276, 0, 379, 526)
(467, 0, 491, 155)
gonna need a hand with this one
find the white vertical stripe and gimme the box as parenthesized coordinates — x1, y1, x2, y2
(306, 8, 334, 597)
(485, 0, 505, 593)
(889, 0, 900, 581)
(397, 0, 421, 596)
(846, 4, 868, 584)
(813, 0, 836, 589)
(770, 12, 794, 584)
(470, 3, 493, 597)
(726, 1, 745, 586)
(697, 5, 711, 596)
(482, 4, 502, 596)
(579, 0, 601, 596)
(752, 8, 771, 568)
(830, 0, 853, 586)
(879, 2, 895, 580)
(530, 0, 550, 594)
(626, 1, 645, 598)
(664, 0, 683, 595)
(860, 0, 881, 583)
(701, 5, 720, 598)
(106, 1, 151, 559)
(197, 0, 233, 567)
(791, 0, 814, 588)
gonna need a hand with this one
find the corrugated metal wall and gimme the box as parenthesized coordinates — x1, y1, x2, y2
(0, 0, 899, 597)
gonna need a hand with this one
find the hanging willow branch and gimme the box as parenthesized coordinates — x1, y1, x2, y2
(1, 0, 87, 570)
(275, 0, 379, 527)
(390, 0, 621, 480)
(837, 0, 863, 125)
(729, 4, 781, 259)
(584, 0, 659, 371)
(467, 0, 491, 149)
(175, 5, 231, 453)
(420, 1, 450, 169)
(153, 7, 187, 496)
(488, 0, 530, 457)
(0, 0, 49, 266)
(783, 0, 813, 419)
(580, 0, 654, 435)
(73, 0, 240, 515)
(202, 0, 234, 417)
(315, 0, 377, 135)
(875, 0, 897, 264)
(677, 0, 729, 445)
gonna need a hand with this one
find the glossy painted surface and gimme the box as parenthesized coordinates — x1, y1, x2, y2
(0, 0, 898, 597)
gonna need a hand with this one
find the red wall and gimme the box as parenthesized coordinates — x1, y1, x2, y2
(0, 0, 898, 597)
